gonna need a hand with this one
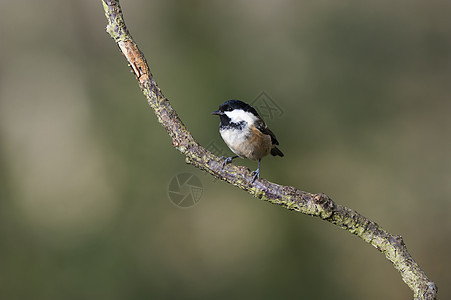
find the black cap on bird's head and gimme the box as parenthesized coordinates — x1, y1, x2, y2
(211, 100, 260, 118)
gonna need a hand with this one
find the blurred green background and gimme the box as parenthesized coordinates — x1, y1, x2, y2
(1, 0, 450, 299)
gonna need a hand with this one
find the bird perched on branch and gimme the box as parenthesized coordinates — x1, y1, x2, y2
(212, 99, 284, 182)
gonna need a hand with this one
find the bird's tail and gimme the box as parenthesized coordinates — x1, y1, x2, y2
(271, 147, 284, 157)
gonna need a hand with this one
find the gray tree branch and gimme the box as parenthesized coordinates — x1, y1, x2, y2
(101, 1, 437, 298)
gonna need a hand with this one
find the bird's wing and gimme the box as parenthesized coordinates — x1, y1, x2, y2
(255, 119, 279, 145)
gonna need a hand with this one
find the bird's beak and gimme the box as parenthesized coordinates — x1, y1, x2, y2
(211, 110, 224, 116)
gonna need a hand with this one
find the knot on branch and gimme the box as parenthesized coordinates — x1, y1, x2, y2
(390, 234, 406, 249)
(313, 193, 335, 219)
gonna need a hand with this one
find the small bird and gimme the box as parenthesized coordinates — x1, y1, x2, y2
(212, 99, 284, 182)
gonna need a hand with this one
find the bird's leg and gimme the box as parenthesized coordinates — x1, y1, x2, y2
(251, 159, 261, 182)
(220, 155, 239, 168)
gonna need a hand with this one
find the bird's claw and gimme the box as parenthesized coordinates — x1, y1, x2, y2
(220, 156, 234, 169)
(251, 169, 260, 183)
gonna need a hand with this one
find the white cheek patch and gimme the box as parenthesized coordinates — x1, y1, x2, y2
(224, 109, 258, 125)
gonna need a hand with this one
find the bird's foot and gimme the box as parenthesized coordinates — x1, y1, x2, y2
(250, 169, 260, 183)
(220, 156, 236, 168)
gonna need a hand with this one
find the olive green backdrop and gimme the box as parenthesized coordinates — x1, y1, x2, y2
(0, 1, 450, 299)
